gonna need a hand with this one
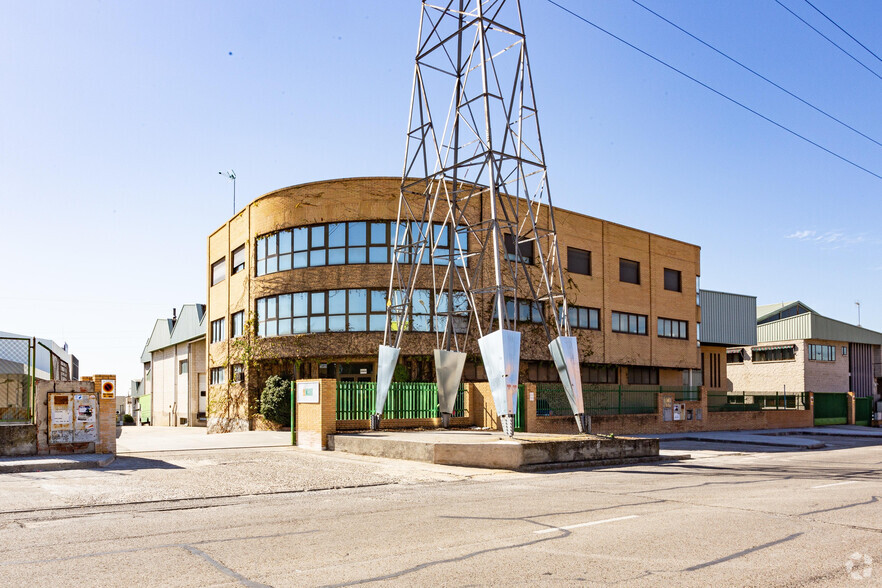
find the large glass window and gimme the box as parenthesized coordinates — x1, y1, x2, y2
(210, 367, 225, 385)
(611, 311, 647, 335)
(255, 221, 466, 277)
(502, 298, 543, 323)
(628, 366, 659, 385)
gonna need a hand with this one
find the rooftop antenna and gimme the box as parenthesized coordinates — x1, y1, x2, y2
(373, 0, 587, 437)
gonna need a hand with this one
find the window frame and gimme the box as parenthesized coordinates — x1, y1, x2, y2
(210, 366, 225, 385)
(231, 311, 244, 339)
(211, 258, 226, 286)
(619, 258, 640, 285)
(563, 305, 600, 330)
(211, 317, 225, 343)
(567, 247, 591, 276)
(663, 268, 682, 292)
(230, 363, 244, 383)
(657, 317, 688, 340)
(179, 359, 188, 375)
(231, 245, 246, 275)
(807, 343, 836, 362)
(504, 233, 534, 265)
(611, 311, 647, 335)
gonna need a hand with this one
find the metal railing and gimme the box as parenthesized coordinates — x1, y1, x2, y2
(0, 337, 35, 423)
(707, 391, 808, 412)
(336, 381, 467, 421)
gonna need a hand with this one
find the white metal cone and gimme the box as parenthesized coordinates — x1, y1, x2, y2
(548, 336, 585, 416)
(434, 349, 466, 416)
(375, 344, 400, 415)
(478, 329, 521, 423)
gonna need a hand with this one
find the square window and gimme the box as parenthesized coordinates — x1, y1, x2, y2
(619, 259, 639, 284)
(211, 258, 226, 285)
(664, 268, 682, 292)
(504, 233, 534, 264)
(567, 247, 591, 276)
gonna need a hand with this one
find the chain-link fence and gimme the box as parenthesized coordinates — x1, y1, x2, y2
(0, 337, 34, 422)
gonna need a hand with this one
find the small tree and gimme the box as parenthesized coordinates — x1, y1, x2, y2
(260, 375, 291, 425)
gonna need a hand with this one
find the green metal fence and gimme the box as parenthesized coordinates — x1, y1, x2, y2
(0, 336, 35, 423)
(855, 396, 872, 426)
(336, 381, 467, 421)
(707, 391, 808, 412)
(813, 392, 848, 425)
(536, 383, 675, 416)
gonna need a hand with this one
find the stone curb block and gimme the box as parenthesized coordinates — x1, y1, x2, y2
(0, 454, 115, 474)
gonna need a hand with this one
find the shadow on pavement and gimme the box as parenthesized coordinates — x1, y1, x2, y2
(105, 456, 183, 471)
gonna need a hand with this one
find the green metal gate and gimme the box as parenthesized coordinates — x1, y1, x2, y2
(854, 397, 872, 427)
(514, 385, 525, 432)
(813, 392, 848, 426)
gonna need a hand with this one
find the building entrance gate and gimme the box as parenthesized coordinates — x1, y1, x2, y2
(813, 392, 848, 426)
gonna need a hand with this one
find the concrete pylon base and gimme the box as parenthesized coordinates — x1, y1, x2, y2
(441, 412, 451, 428)
(370, 414, 381, 431)
(499, 414, 515, 437)
(549, 336, 585, 416)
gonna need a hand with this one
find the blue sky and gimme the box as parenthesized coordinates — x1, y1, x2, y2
(1, 0, 880, 388)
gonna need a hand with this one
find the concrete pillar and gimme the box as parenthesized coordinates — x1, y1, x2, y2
(847, 391, 855, 425)
(295, 379, 337, 450)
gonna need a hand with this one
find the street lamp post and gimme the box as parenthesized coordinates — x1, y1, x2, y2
(219, 170, 237, 214)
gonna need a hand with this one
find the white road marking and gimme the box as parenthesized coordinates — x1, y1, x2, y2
(534, 514, 639, 534)
(811, 481, 858, 489)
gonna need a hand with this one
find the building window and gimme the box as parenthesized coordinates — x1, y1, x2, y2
(657, 317, 688, 339)
(255, 289, 467, 336)
(179, 359, 188, 375)
(564, 305, 600, 330)
(231, 311, 244, 338)
(503, 298, 544, 323)
(231, 364, 244, 383)
(211, 318, 225, 343)
(628, 366, 658, 385)
(231, 245, 246, 275)
(664, 268, 682, 292)
(808, 344, 836, 362)
(726, 350, 744, 364)
(611, 311, 647, 335)
(583, 364, 618, 384)
(619, 259, 640, 284)
(254, 221, 466, 277)
(842, 346, 848, 356)
(210, 367, 225, 385)
(504, 233, 534, 264)
(211, 258, 226, 286)
(567, 247, 591, 276)
(752, 346, 796, 362)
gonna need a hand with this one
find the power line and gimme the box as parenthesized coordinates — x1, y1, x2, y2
(544, 0, 882, 181)
(629, 0, 882, 149)
(774, 0, 882, 82)
(802, 0, 882, 65)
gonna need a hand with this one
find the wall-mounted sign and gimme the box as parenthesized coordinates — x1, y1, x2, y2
(297, 381, 320, 404)
(101, 380, 115, 399)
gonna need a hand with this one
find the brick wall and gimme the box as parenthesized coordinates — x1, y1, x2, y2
(295, 379, 337, 450)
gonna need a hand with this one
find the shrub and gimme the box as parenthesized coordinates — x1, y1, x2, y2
(260, 375, 291, 425)
(123, 414, 135, 424)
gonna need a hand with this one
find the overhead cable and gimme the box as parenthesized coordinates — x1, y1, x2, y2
(629, 0, 882, 149)
(774, 0, 882, 82)
(544, 0, 882, 180)
(802, 0, 882, 65)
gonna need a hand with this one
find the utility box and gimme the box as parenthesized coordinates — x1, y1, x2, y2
(49, 392, 98, 451)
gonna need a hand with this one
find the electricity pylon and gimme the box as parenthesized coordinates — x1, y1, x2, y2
(374, 0, 588, 436)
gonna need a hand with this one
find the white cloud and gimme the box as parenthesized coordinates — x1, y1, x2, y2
(786, 229, 872, 248)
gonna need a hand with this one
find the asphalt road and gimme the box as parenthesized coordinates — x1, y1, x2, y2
(0, 436, 880, 587)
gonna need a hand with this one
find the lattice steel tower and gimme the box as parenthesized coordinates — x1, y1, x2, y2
(374, 0, 588, 436)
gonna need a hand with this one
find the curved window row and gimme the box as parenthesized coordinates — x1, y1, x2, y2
(256, 288, 469, 337)
(255, 221, 468, 277)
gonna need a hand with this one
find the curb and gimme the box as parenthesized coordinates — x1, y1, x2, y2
(0, 454, 116, 474)
(518, 453, 691, 473)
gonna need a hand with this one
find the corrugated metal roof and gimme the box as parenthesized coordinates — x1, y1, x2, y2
(143, 304, 206, 355)
(756, 306, 882, 345)
(699, 289, 757, 346)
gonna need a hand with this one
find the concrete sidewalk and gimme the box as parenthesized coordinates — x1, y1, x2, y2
(116, 426, 291, 453)
(0, 453, 114, 474)
(645, 425, 882, 449)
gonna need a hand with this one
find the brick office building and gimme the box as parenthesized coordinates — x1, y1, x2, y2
(727, 301, 882, 400)
(206, 177, 701, 432)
